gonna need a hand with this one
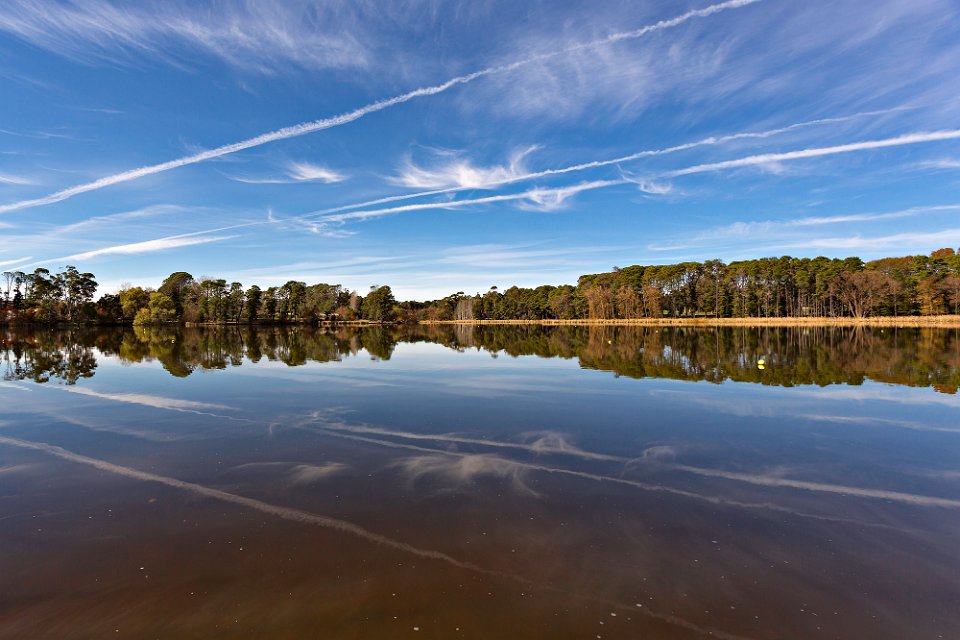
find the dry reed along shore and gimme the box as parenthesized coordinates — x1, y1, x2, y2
(419, 316, 960, 327)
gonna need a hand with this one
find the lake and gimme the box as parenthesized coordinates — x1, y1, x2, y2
(1, 325, 959, 639)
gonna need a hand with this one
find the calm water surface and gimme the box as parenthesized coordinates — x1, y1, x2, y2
(1, 325, 959, 639)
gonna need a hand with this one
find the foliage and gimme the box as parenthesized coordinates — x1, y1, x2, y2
(119, 286, 151, 322)
(361, 286, 396, 322)
(4, 249, 960, 326)
(133, 292, 177, 325)
(6, 324, 960, 395)
(0, 266, 97, 323)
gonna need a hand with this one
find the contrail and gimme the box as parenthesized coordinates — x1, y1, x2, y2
(671, 464, 960, 508)
(15, 223, 258, 272)
(664, 129, 960, 177)
(21, 181, 621, 269)
(315, 128, 960, 225)
(17, 108, 925, 269)
(299, 413, 958, 514)
(277, 127, 960, 229)
(26, 124, 955, 269)
(320, 180, 623, 223)
(0, 433, 756, 640)
(0, 434, 492, 573)
(62, 386, 257, 423)
(307, 108, 908, 217)
(307, 413, 626, 461)
(308, 427, 909, 529)
(0, 0, 760, 215)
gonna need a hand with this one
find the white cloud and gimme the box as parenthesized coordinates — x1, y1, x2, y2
(0, 1, 371, 74)
(320, 179, 623, 223)
(0, 0, 757, 215)
(643, 203, 960, 259)
(62, 387, 233, 412)
(788, 204, 960, 226)
(0, 256, 31, 267)
(55, 204, 189, 234)
(0, 126, 71, 140)
(390, 146, 537, 189)
(286, 162, 346, 183)
(0, 434, 487, 573)
(518, 181, 609, 211)
(0, 172, 33, 185)
(395, 454, 540, 497)
(467, 0, 960, 146)
(224, 461, 349, 486)
(435, 243, 603, 269)
(623, 176, 674, 195)
(59, 232, 236, 261)
(307, 414, 623, 462)
(287, 463, 349, 485)
(226, 176, 289, 185)
(795, 228, 960, 252)
(0, 205, 243, 274)
(695, 204, 960, 240)
(913, 158, 960, 170)
(265, 209, 352, 237)
(315, 420, 891, 527)
(228, 255, 412, 279)
(230, 162, 347, 185)
(316, 107, 905, 218)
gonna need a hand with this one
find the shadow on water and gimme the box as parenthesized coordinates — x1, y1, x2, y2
(4, 323, 959, 393)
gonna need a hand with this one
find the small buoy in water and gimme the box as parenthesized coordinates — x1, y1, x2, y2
(758, 364, 765, 370)
(607, 340, 612, 344)
(757, 358, 765, 366)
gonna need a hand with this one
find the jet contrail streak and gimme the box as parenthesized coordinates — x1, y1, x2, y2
(0, 434, 491, 572)
(319, 180, 623, 223)
(0, 433, 755, 640)
(308, 415, 626, 461)
(21, 111, 936, 269)
(672, 464, 960, 508)
(664, 130, 960, 177)
(310, 428, 908, 530)
(276, 128, 960, 228)
(305, 108, 908, 217)
(0, 0, 760, 215)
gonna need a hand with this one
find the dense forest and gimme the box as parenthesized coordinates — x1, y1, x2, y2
(2, 248, 960, 325)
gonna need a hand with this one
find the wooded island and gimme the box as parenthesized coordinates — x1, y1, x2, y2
(3, 249, 960, 325)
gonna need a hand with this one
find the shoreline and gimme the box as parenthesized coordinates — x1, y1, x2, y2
(418, 316, 960, 327)
(5, 316, 960, 329)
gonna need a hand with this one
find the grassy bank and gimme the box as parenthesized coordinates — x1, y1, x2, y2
(419, 315, 960, 327)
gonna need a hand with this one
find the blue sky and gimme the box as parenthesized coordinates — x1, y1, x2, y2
(1, 0, 958, 300)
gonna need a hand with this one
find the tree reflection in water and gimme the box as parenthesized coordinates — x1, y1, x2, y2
(3, 324, 958, 393)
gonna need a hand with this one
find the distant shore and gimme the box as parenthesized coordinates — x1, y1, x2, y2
(6, 316, 960, 329)
(418, 315, 960, 327)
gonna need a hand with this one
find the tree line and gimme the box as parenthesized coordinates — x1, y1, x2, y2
(413, 248, 960, 321)
(0, 268, 398, 325)
(2, 248, 959, 325)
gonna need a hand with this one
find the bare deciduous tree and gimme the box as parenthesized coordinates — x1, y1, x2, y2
(829, 270, 893, 318)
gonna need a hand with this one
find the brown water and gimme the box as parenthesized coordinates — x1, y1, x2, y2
(1, 325, 959, 639)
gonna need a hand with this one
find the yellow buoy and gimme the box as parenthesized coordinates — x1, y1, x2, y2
(757, 358, 765, 366)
